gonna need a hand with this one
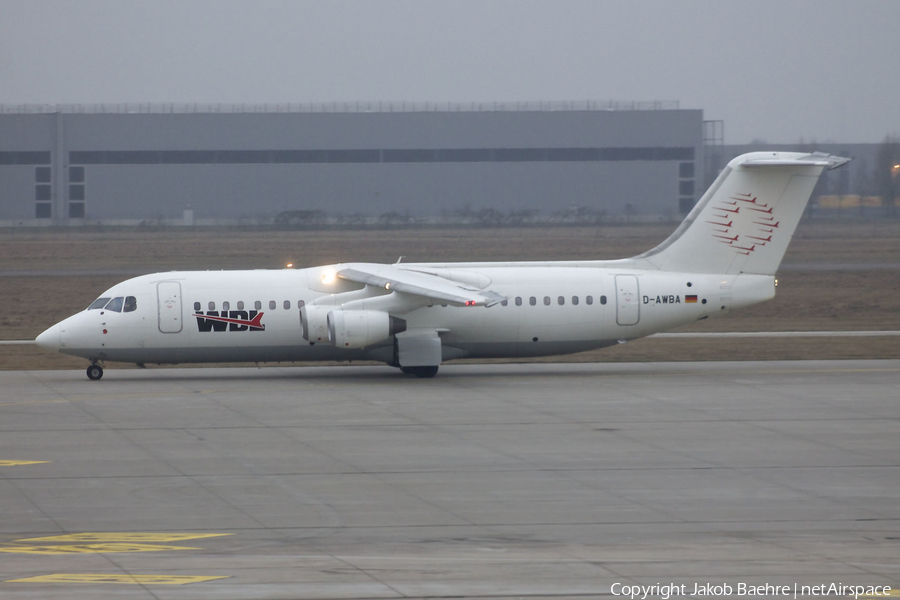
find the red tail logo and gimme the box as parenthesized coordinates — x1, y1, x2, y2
(709, 191, 779, 256)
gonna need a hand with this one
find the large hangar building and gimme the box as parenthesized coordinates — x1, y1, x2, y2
(0, 102, 705, 225)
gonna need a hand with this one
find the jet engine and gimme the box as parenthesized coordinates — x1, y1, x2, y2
(327, 310, 406, 349)
(300, 305, 331, 343)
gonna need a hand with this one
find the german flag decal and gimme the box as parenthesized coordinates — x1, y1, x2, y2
(685, 295, 698, 303)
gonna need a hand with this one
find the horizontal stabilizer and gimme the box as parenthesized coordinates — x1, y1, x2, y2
(741, 152, 851, 170)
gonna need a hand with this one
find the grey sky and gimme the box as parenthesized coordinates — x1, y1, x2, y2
(1, 0, 898, 144)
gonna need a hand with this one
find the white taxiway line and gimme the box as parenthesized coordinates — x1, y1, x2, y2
(651, 330, 900, 338)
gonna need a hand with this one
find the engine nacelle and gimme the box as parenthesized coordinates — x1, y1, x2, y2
(327, 310, 406, 349)
(300, 304, 331, 344)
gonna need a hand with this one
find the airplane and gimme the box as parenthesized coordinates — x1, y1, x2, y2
(35, 151, 849, 380)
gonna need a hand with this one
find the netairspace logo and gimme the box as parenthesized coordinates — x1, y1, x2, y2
(610, 582, 893, 599)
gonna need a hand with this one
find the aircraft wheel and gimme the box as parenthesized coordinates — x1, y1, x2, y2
(400, 366, 439, 378)
(86, 364, 104, 381)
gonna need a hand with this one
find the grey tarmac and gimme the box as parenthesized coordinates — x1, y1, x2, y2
(0, 360, 897, 599)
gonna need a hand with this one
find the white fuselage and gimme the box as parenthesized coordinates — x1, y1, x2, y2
(40, 262, 774, 366)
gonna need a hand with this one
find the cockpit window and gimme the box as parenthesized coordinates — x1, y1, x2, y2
(123, 296, 137, 312)
(88, 297, 111, 310)
(104, 297, 124, 312)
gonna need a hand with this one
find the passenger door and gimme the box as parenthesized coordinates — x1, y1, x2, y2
(615, 275, 640, 326)
(157, 281, 183, 333)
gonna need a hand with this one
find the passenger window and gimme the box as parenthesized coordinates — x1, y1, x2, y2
(269, 300, 276, 310)
(89, 297, 110, 310)
(558, 296, 565, 305)
(284, 300, 291, 309)
(500, 299, 508, 306)
(193, 301, 201, 311)
(515, 297, 522, 306)
(572, 296, 579, 306)
(543, 296, 551, 306)
(209, 301, 215, 311)
(222, 301, 230, 311)
(104, 297, 124, 312)
(586, 295, 593, 305)
(123, 296, 137, 312)
(237, 301, 244, 310)
(255, 300, 262, 310)
(298, 300, 305, 309)
(600, 295, 607, 305)
(529, 297, 536, 306)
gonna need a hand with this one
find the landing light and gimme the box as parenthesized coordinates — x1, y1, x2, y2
(286, 263, 294, 268)
(321, 272, 336, 285)
(775, 278, 778, 287)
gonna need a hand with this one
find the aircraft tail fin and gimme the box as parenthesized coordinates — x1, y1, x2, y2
(634, 152, 850, 275)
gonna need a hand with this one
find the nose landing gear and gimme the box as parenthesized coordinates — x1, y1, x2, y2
(86, 364, 104, 380)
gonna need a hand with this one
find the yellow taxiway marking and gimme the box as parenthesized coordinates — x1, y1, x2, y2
(0, 400, 66, 408)
(5, 574, 229, 585)
(0, 460, 50, 467)
(18, 532, 232, 544)
(0, 543, 199, 555)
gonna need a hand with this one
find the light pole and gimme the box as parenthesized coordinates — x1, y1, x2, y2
(892, 164, 899, 217)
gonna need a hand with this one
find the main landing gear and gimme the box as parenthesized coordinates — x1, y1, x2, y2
(400, 366, 439, 378)
(86, 363, 104, 381)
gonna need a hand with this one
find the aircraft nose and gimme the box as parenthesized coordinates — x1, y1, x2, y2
(35, 323, 61, 352)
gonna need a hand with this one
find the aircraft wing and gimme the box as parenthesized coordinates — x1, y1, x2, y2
(337, 265, 506, 307)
